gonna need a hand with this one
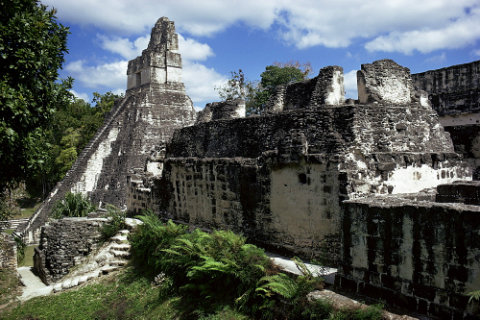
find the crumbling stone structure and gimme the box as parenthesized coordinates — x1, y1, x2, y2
(0, 232, 17, 270)
(265, 65, 345, 113)
(412, 60, 480, 123)
(16, 17, 195, 244)
(338, 192, 480, 319)
(34, 218, 105, 285)
(412, 60, 480, 173)
(156, 59, 469, 262)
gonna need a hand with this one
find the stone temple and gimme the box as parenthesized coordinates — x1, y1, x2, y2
(16, 17, 480, 319)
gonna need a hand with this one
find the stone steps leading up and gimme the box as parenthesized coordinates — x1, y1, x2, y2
(51, 225, 137, 293)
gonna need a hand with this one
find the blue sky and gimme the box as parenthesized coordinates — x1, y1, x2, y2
(42, 0, 480, 110)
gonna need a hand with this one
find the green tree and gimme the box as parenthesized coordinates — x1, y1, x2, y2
(25, 92, 121, 198)
(0, 0, 72, 193)
(246, 61, 312, 115)
(214, 69, 249, 101)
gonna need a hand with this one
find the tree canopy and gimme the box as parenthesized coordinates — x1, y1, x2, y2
(26, 91, 121, 198)
(0, 0, 72, 193)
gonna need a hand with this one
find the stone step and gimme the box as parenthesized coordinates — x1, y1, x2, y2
(111, 250, 131, 258)
(110, 243, 131, 251)
(101, 265, 120, 274)
(110, 234, 128, 243)
(110, 260, 128, 267)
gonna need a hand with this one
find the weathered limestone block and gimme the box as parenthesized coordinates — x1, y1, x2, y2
(312, 65, 345, 106)
(265, 66, 345, 112)
(357, 59, 413, 104)
(34, 218, 106, 285)
(338, 195, 480, 319)
(210, 99, 246, 120)
(127, 17, 182, 89)
(0, 232, 17, 270)
(264, 85, 286, 113)
(412, 60, 480, 117)
(195, 104, 213, 124)
(436, 180, 480, 205)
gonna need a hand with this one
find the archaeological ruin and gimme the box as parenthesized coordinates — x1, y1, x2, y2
(20, 17, 480, 319)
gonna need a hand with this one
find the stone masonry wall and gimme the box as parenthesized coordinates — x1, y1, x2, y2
(34, 218, 105, 285)
(0, 232, 17, 270)
(412, 60, 480, 118)
(160, 102, 469, 260)
(337, 196, 480, 319)
(412, 60, 480, 177)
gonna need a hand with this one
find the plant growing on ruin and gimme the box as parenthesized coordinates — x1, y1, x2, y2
(100, 204, 126, 240)
(50, 192, 96, 219)
(468, 290, 480, 303)
(214, 69, 250, 101)
(129, 210, 189, 277)
(14, 236, 26, 264)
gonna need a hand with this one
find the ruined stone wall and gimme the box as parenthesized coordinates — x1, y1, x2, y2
(34, 218, 105, 285)
(169, 104, 453, 159)
(160, 103, 469, 259)
(265, 66, 345, 113)
(412, 60, 480, 118)
(412, 60, 480, 176)
(0, 232, 17, 270)
(337, 196, 480, 319)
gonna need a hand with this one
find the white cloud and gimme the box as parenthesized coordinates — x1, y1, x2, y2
(344, 70, 358, 100)
(346, 52, 360, 60)
(98, 33, 214, 62)
(44, 0, 480, 55)
(65, 60, 127, 90)
(97, 34, 149, 59)
(183, 61, 227, 106)
(43, 0, 279, 36)
(474, 49, 480, 56)
(424, 53, 447, 64)
(178, 34, 215, 61)
(365, 6, 480, 54)
(69, 89, 90, 102)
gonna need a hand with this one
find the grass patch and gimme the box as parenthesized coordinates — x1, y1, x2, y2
(0, 269, 22, 307)
(17, 245, 37, 267)
(1, 268, 252, 320)
(1, 267, 385, 320)
(4, 230, 13, 235)
(11, 202, 41, 219)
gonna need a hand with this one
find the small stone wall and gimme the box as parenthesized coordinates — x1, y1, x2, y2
(412, 60, 480, 117)
(34, 218, 106, 285)
(0, 232, 17, 270)
(358, 60, 414, 104)
(337, 196, 480, 319)
(265, 65, 345, 112)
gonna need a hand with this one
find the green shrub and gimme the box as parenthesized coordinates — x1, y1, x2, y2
(129, 210, 189, 277)
(129, 214, 329, 318)
(353, 303, 383, 320)
(50, 192, 96, 219)
(100, 204, 126, 239)
(13, 236, 26, 264)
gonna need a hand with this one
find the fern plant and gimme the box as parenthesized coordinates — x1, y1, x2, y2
(50, 192, 96, 218)
(100, 204, 126, 239)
